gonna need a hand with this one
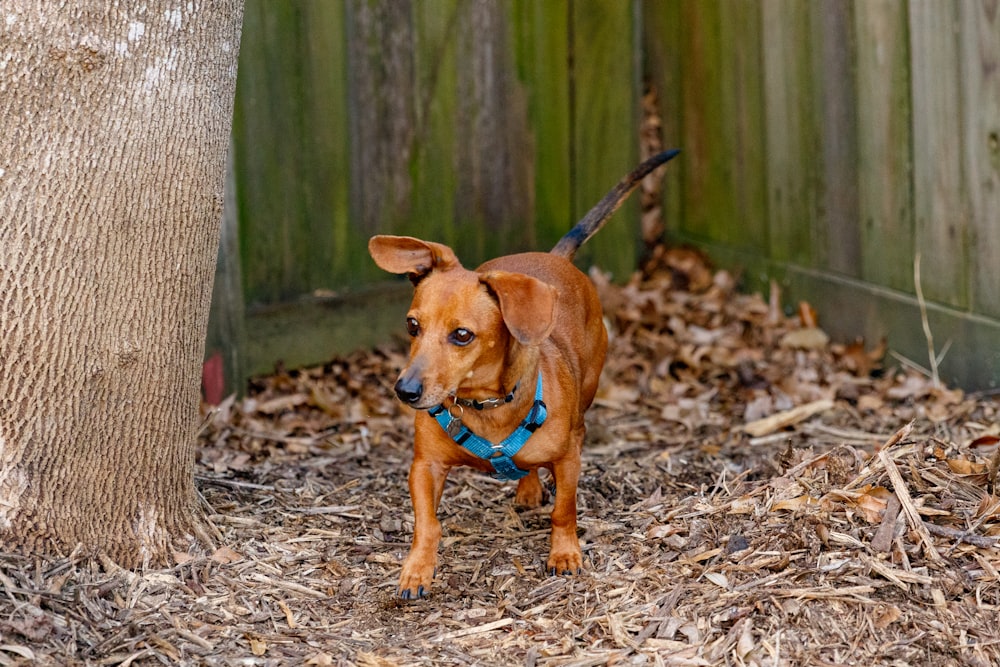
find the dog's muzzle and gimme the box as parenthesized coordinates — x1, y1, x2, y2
(394, 375, 424, 405)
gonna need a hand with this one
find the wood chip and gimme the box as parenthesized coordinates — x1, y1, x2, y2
(877, 422, 943, 562)
(743, 399, 835, 437)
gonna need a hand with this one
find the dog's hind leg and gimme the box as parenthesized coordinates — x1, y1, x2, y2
(514, 469, 545, 508)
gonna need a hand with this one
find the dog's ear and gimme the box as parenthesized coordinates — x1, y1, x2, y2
(480, 271, 557, 345)
(368, 236, 462, 283)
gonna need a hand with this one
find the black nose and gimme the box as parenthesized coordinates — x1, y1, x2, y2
(394, 376, 423, 404)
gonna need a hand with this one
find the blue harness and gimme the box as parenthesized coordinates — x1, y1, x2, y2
(429, 374, 547, 481)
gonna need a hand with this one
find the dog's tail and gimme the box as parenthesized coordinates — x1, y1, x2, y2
(550, 149, 681, 260)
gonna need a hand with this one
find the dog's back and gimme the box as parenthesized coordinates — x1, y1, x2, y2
(478, 251, 607, 414)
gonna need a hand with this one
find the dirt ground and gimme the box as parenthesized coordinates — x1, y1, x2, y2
(2, 246, 999, 667)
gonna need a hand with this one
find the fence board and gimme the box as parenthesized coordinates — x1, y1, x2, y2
(452, 1, 534, 258)
(640, 0, 685, 243)
(854, 0, 913, 293)
(569, 0, 640, 276)
(205, 147, 247, 394)
(762, 0, 818, 266)
(233, 2, 350, 304)
(407, 0, 463, 253)
(512, 0, 572, 251)
(677, 0, 767, 253)
(909, 0, 968, 309)
(961, 0, 1000, 318)
(812, 0, 861, 277)
(346, 0, 418, 238)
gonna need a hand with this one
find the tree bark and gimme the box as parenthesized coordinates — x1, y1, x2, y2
(0, 1, 243, 566)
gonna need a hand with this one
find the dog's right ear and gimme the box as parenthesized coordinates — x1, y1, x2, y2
(368, 235, 462, 284)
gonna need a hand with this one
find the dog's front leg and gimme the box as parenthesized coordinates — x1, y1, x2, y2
(547, 456, 583, 575)
(398, 459, 448, 599)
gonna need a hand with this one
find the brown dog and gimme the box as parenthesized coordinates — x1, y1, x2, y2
(369, 150, 679, 599)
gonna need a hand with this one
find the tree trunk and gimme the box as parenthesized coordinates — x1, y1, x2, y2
(0, 1, 243, 566)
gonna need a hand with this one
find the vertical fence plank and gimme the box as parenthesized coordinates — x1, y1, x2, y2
(233, 1, 351, 303)
(233, 1, 305, 303)
(570, 0, 640, 278)
(813, 0, 861, 277)
(513, 0, 572, 250)
(854, 0, 913, 293)
(676, 0, 767, 254)
(961, 0, 1000, 318)
(346, 0, 417, 239)
(305, 1, 352, 282)
(641, 0, 685, 243)
(909, 0, 968, 308)
(408, 0, 461, 248)
(761, 0, 818, 266)
(719, 0, 767, 256)
(451, 0, 535, 260)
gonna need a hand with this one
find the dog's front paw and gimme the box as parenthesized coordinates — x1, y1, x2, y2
(397, 553, 437, 600)
(547, 547, 583, 576)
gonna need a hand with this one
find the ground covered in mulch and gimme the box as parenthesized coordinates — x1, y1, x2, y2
(2, 247, 999, 666)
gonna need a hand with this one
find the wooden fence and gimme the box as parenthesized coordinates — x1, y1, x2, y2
(207, 0, 1000, 391)
(644, 0, 1000, 389)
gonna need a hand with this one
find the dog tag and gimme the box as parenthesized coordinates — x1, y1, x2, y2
(445, 404, 465, 438)
(445, 416, 463, 438)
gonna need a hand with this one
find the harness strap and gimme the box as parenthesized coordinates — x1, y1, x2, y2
(429, 373, 546, 481)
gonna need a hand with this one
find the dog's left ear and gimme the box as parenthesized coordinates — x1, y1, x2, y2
(480, 271, 557, 345)
(369, 235, 462, 283)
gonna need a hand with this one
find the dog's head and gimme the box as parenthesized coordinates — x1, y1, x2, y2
(369, 235, 556, 409)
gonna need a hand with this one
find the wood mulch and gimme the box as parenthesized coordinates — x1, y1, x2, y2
(2, 247, 998, 666)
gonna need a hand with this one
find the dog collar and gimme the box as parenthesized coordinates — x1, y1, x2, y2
(429, 373, 546, 481)
(453, 382, 519, 411)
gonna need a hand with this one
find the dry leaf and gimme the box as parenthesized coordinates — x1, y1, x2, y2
(172, 551, 194, 565)
(947, 459, 988, 475)
(780, 327, 830, 350)
(210, 546, 243, 564)
(728, 496, 758, 515)
(646, 524, 680, 539)
(857, 394, 884, 412)
(874, 604, 902, 629)
(256, 393, 309, 414)
(735, 618, 755, 660)
(772, 495, 821, 512)
(0, 645, 36, 661)
(277, 600, 297, 629)
(246, 634, 267, 657)
(855, 486, 890, 523)
(969, 434, 1000, 454)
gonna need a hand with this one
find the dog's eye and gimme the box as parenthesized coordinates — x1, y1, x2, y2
(449, 328, 475, 346)
(405, 317, 420, 337)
